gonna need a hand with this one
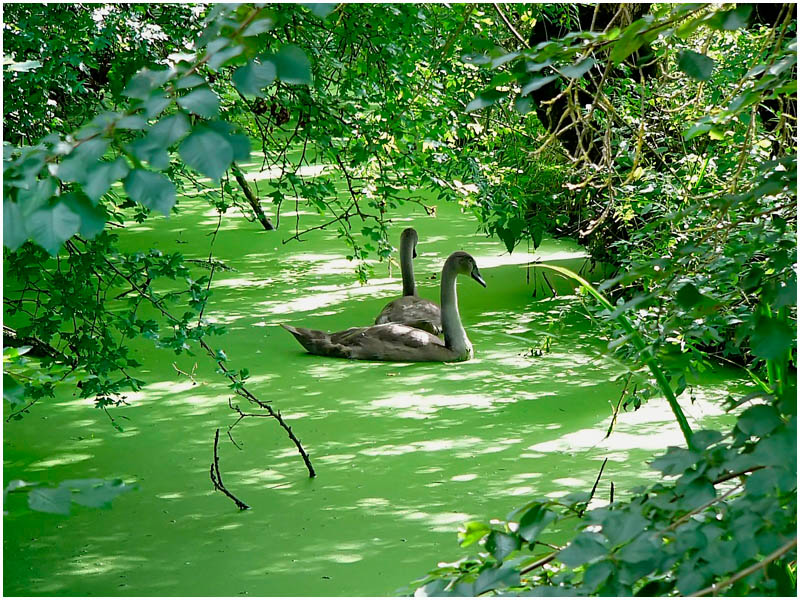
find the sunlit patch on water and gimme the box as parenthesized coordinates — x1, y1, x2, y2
(29, 453, 94, 469)
(368, 392, 517, 419)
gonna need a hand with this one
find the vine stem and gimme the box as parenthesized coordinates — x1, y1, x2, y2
(530, 263, 695, 449)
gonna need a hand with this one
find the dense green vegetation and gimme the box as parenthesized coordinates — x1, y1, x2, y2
(3, 3, 796, 596)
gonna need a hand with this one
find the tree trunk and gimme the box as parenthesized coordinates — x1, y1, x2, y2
(525, 4, 653, 164)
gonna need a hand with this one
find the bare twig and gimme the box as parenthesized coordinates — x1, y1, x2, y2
(492, 3, 529, 48)
(583, 458, 609, 515)
(210, 428, 250, 510)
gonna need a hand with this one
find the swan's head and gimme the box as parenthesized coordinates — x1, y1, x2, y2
(401, 227, 419, 258)
(448, 251, 486, 287)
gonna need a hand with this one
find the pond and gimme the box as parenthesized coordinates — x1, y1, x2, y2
(3, 158, 745, 596)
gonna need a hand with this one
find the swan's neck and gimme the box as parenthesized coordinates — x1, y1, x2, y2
(400, 238, 416, 297)
(441, 263, 472, 359)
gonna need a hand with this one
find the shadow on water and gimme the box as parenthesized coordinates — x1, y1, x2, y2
(4, 185, 745, 596)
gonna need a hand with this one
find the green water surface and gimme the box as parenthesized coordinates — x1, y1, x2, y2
(4, 161, 745, 596)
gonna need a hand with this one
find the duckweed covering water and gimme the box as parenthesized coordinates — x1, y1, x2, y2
(3, 168, 742, 596)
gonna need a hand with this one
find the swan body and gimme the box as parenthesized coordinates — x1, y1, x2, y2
(282, 251, 486, 362)
(281, 323, 457, 362)
(375, 228, 442, 335)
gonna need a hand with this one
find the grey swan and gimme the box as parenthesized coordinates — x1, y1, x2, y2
(282, 251, 486, 362)
(374, 227, 442, 335)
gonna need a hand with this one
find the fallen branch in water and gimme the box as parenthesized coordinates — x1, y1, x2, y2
(210, 428, 250, 511)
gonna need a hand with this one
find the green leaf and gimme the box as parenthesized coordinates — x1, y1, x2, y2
(273, 45, 312, 85)
(677, 50, 715, 81)
(557, 57, 595, 79)
(304, 3, 337, 19)
(175, 74, 206, 89)
(123, 68, 172, 100)
(466, 90, 506, 113)
(207, 44, 244, 71)
(707, 5, 752, 30)
(62, 193, 107, 239)
(129, 137, 170, 171)
(16, 177, 57, 215)
(690, 429, 723, 450)
(473, 565, 520, 595)
(514, 96, 534, 114)
(677, 478, 716, 511)
(57, 138, 109, 183)
(205, 121, 251, 161)
(485, 530, 521, 561)
(610, 18, 649, 65)
(517, 504, 558, 543)
(582, 560, 613, 593)
(602, 511, 649, 547)
(745, 467, 778, 497)
(84, 158, 130, 203)
(675, 282, 715, 310)
(27, 201, 81, 255)
(177, 88, 220, 118)
(232, 60, 277, 97)
(616, 533, 660, 570)
(4, 200, 28, 251)
(684, 122, 712, 140)
(458, 521, 491, 547)
(179, 127, 234, 181)
(242, 17, 275, 36)
(499, 227, 516, 254)
(143, 92, 171, 119)
(124, 170, 176, 215)
(558, 532, 608, 567)
(737, 404, 782, 437)
(28, 486, 71, 515)
(676, 283, 703, 308)
(148, 113, 191, 148)
(521, 74, 558, 96)
(3, 374, 25, 406)
(116, 115, 148, 130)
(749, 316, 795, 360)
(650, 447, 700, 476)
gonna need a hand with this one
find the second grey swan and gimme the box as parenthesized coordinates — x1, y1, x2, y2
(374, 228, 442, 335)
(282, 251, 486, 362)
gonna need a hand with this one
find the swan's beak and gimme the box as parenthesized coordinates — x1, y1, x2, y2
(471, 268, 487, 287)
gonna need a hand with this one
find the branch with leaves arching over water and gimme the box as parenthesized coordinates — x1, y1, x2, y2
(99, 253, 316, 480)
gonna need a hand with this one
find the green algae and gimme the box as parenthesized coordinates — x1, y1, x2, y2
(3, 166, 744, 596)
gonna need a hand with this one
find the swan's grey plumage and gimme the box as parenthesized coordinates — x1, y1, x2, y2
(374, 228, 442, 335)
(282, 251, 486, 362)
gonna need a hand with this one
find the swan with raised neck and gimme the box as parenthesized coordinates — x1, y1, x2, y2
(283, 251, 486, 362)
(374, 228, 442, 335)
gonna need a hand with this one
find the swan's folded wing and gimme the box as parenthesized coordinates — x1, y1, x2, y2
(374, 297, 442, 335)
(330, 326, 370, 345)
(371, 323, 443, 348)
